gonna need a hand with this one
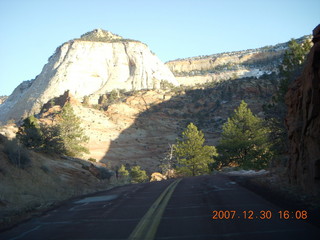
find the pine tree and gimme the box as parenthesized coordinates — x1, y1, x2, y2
(264, 38, 312, 155)
(129, 166, 148, 183)
(118, 164, 129, 178)
(174, 123, 217, 176)
(218, 101, 272, 169)
(17, 115, 43, 149)
(57, 103, 89, 157)
(17, 104, 89, 157)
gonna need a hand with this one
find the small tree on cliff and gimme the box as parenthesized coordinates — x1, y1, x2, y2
(217, 101, 272, 169)
(174, 123, 217, 176)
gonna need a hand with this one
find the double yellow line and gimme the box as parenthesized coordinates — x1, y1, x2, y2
(128, 179, 182, 240)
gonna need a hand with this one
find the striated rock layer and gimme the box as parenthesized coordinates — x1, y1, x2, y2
(0, 29, 177, 123)
(166, 36, 310, 86)
(285, 25, 320, 194)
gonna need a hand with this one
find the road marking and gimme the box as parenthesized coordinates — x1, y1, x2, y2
(128, 179, 182, 240)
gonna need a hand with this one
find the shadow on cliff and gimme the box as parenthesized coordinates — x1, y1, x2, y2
(101, 75, 278, 173)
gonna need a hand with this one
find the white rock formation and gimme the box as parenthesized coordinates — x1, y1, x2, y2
(0, 29, 178, 123)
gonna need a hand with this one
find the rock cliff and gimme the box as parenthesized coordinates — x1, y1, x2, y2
(166, 36, 310, 86)
(0, 29, 177, 123)
(285, 25, 320, 194)
(0, 96, 7, 105)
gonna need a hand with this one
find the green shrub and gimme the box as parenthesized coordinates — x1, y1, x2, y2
(88, 158, 97, 162)
(130, 166, 148, 183)
(118, 164, 129, 178)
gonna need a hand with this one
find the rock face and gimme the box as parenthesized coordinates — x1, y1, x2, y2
(285, 25, 320, 194)
(0, 96, 7, 105)
(0, 29, 178, 123)
(166, 36, 310, 86)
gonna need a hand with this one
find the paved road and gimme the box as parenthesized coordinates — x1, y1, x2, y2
(0, 174, 319, 239)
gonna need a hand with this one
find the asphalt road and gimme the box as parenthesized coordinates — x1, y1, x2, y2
(0, 174, 319, 240)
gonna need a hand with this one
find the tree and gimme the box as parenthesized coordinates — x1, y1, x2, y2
(18, 115, 43, 149)
(118, 164, 129, 178)
(173, 123, 217, 176)
(18, 103, 89, 157)
(217, 101, 272, 169)
(40, 124, 64, 154)
(159, 144, 175, 174)
(130, 166, 149, 183)
(264, 38, 312, 155)
(57, 103, 89, 157)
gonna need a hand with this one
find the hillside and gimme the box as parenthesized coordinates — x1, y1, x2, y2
(166, 36, 311, 86)
(36, 74, 276, 172)
(0, 132, 115, 230)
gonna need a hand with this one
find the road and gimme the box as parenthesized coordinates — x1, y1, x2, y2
(0, 174, 319, 239)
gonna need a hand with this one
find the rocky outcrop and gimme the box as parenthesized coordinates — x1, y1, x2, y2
(150, 172, 167, 182)
(166, 36, 310, 86)
(0, 96, 7, 105)
(41, 90, 80, 112)
(0, 29, 178, 123)
(285, 25, 320, 194)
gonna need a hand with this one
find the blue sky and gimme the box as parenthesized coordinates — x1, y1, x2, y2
(0, 0, 319, 96)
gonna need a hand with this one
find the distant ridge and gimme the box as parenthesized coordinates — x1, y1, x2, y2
(166, 35, 312, 86)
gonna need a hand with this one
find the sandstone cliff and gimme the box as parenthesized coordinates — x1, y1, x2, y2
(285, 25, 320, 194)
(0, 29, 178, 123)
(41, 75, 274, 172)
(166, 36, 310, 86)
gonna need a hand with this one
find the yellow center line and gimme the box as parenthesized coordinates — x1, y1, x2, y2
(128, 178, 182, 240)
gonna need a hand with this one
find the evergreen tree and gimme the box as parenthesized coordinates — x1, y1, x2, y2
(264, 38, 312, 155)
(40, 124, 64, 154)
(174, 123, 217, 176)
(130, 166, 148, 183)
(217, 101, 272, 169)
(57, 103, 89, 157)
(118, 164, 129, 178)
(274, 38, 312, 105)
(18, 103, 89, 157)
(18, 115, 43, 149)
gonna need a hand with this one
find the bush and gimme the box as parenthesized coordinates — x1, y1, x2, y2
(130, 166, 148, 183)
(3, 138, 31, 168)
(88, 158, 97, 162)
(118, 164, 129, 178)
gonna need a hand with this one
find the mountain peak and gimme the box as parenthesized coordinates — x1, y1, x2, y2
(78, 29, 123, 42)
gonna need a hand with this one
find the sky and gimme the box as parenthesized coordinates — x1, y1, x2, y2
(0, 0, 319, 96)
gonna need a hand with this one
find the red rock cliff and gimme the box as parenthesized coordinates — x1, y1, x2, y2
(285, 24, 320, 194)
